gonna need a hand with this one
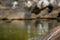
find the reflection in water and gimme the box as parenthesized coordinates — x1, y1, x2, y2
(0, 19, 60, 40)
(35, 19, 49, 35)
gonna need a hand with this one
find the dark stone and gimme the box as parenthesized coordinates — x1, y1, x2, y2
(48, 4, 53, 13)
(32, 6, 41, 15)
(57, 12, 60, 17)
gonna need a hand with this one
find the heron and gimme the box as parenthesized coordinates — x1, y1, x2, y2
(12, 0, 18, 9)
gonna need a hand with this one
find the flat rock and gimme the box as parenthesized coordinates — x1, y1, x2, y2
(0, 8, 59, 19)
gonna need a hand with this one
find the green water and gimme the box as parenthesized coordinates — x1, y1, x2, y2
(0, 20, 37, 40)
(0, 21, 27, 40)
(0, 20, 59, 40)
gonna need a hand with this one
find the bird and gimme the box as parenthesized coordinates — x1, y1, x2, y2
(12, 0, 18, 9)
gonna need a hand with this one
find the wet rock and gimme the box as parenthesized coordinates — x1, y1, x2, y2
(7, 12, 25, 19)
